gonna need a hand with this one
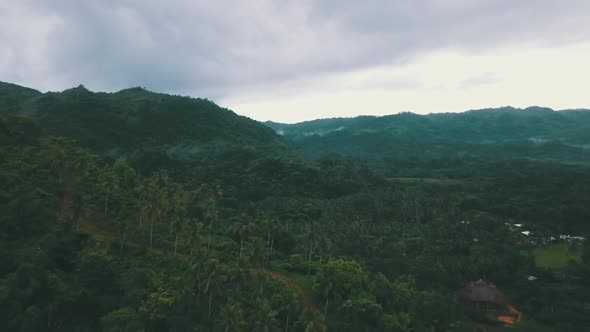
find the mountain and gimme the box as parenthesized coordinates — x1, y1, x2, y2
(2, 81, 590, 331)
(0, 81, 42, 112)
(266, 107, 590, 164)
(0, 82, 291, 158)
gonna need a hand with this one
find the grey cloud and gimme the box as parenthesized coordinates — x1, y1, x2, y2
(1, 0, 590, 98)
(460, 72, 500, 89)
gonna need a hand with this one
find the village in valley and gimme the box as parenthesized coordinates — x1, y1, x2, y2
(454, 219, 586, 328)
(505, 221, 585, 264)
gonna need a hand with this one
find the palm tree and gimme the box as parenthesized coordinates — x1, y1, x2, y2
(186, 218, 205, 259)
(46, 137, 68, 184)
(170, 187, 189, 255)
(172, 216, 185, 257)
(145, 170, 171, 249)
(218, 298, 246, 332)
(187, 254, 205, 306)
(98, 165, 116, 217)
(200, 259, 227, 319)
(227, 260, 251, 291)
(232, 220, 256, 259)
(302, 311, 327, 332)
(322, 281, 333, 317)
(151, 187, 169, 249)
(204, 184, 223, 251)
(252, 298, 279, 332)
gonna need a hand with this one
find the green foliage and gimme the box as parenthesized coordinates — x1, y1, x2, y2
(267, 107, 590, 167)
(1, 82, 590, 330)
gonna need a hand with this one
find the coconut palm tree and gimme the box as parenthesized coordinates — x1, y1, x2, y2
(232, 220, 256, 259)
(218, 297, 246, 332)
(200, 259, 227, 319)
(204, 184, 223, 251)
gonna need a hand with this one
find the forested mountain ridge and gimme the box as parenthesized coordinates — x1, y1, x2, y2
(266, 107, 590, 163)
(0, 81, 291, 157)
(2, 80, 590, 331)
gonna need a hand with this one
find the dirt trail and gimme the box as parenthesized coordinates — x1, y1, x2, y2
(62, 176, 316, 313)
(252, 268, 317, 312)
(76, 219, 317, 312)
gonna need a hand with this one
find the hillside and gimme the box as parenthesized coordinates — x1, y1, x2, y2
(266, 107, 590, 164)
(0, 82, 291, 158)
(2, 81, 590, 331)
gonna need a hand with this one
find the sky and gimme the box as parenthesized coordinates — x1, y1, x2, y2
(2, 1, 590, 123)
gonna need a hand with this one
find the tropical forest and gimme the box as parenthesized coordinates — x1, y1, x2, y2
(1, 81, 589, 332)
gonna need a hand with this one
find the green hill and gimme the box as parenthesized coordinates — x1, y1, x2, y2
(2, 81, 590, 331)
(0, 82, 291, 157)
(266, 107, 590, 164)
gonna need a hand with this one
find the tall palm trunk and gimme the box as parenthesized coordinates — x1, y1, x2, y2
(150, 213, 159, 249)
(269, 239, 274, 262)
(285, 311, 289, 332)
(150, 218, 154, 248)
(174, 233, 179, 256)
(208, 291, 213, 318)
(240, 238, 244, 258)
(104, 191, 109, 216)
(207, 224, 212, 252)
(307, 244, 313, 275)
(120, 230, 126, 250)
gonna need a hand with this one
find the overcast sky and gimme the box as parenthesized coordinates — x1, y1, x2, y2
(2, 1, 590, 123)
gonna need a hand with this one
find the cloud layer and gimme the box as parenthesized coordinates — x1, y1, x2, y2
(2, 1, 590, 120)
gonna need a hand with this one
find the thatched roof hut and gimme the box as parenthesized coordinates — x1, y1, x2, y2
(456, 279, 507, 305)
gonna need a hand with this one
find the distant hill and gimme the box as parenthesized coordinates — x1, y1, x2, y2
(0, 82, 291, 158)
(0, 81, 42, 113)
(266, 107, 590, 164)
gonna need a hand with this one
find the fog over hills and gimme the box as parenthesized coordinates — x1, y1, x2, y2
(266, 106, 590, 164)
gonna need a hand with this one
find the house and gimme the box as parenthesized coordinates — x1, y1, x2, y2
(456, 279, 507, 307)
(521, 231, 531, 236)
(456, 279, 522, 325)
(559, 235, 586, 242)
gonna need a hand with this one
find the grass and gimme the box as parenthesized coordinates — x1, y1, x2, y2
(531, 244, 582, 268)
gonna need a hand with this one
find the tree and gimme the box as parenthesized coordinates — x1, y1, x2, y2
(97, 158, 135, 218)
(168, 186, 188, 256)
(45, 136, 69, 184)
(200, 259, 227, 319)
(218, 298, 246, 332)
(339, 295, 383, 330)
(203, 184, 223, 252)
(100, 307, 144, 332)
(252, 298, 280, 332)
(313, 258, 369, 315)
(142, 170, 171, 249)
(378, 313, 412, 332)
(232, 219, 256, 259)
(186, 218, 205, 259)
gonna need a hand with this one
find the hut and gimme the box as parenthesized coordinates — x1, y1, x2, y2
(456, 279, 521, 325)
(456, 279, 506, 309)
